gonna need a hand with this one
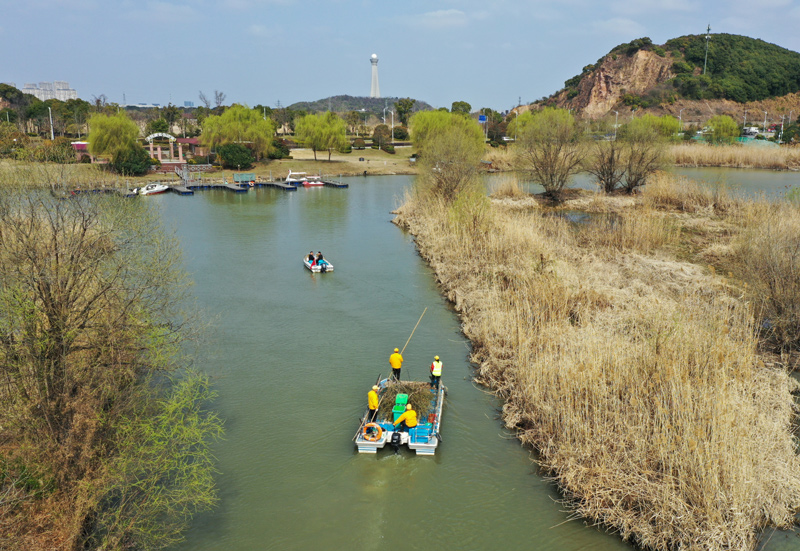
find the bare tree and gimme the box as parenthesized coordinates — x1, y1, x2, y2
(584, 139, 626, 193)
(198, 90, 211, 109)
(214, 90, 226, 109)
(620, 120, 665, 193)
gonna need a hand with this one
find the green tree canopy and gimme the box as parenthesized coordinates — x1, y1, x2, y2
(410, 110, 485, 201)
(217, 143, 254, 169)
(372, 124, 392, 149)
(87, 111, 141, 159)
(200, 104, 276, 160)
(294, 112, 348, 161)
(450, 101, 472, 115)
(706, 114, 740, 144)
(147, 118, 170, 135)
(395, 98, 416, 126)
(513, 107, 584, 199)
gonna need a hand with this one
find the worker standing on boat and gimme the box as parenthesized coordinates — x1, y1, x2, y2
(389, 347, 403, 380)
(430, 355, 443, 389)
(393, 404, 417, 433)
(367, 385, 380, 422)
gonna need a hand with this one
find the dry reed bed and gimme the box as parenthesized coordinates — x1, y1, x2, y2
(395, 176, 800, 550)
(669, 143, 800, 170)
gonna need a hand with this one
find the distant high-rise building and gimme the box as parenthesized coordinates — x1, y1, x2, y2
(370, 53, 380, 98)
(20, 81, 77, 101)
(184, 101, 194, 107)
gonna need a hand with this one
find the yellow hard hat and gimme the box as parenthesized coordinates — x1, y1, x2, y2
(434, 356, 439, 360)
(372, 385, 379, 391)
(406, 404, 412, 410)
(394, 348, 399, 352)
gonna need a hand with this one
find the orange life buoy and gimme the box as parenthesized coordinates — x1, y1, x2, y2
(362, 422, 383, 442)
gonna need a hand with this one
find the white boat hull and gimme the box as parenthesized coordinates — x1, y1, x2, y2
(138, 183, 169, 196)
(303, 257, 334, 273)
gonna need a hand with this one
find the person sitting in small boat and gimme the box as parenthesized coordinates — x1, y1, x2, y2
(393, 404, 417, 433)
(307, 251, 316, 265)
(367, 385, 380, 423)
(315, 252, 329, 268)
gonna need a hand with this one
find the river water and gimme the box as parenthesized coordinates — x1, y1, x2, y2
(155, 171, 799, 550)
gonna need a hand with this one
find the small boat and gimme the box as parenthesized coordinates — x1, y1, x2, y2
(286, 171, 325, 186)
(303, 175, 324, 187)
(136, 183, 169, 196)
(285, 170, 308, 184)
(303, 256, 334, 273)
(354, 378, 445, 456)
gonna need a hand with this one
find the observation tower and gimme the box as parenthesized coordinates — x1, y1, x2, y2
(370, 54, 380, 98)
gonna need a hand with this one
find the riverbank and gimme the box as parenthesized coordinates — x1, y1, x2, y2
(394, 173, 800, 550)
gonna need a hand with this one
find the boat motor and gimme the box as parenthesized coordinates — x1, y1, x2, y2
(390, 431, 402, 454)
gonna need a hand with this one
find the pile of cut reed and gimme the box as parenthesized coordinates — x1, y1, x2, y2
(377, 381, 435, 420)
(394, 175, 800, 550)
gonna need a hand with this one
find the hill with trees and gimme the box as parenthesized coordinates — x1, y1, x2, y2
(538, 34, 800, 119)
(288, 95, 432, 115)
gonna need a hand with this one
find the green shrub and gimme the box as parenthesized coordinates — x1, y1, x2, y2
(112, 145, 152, 176)
(353, 138, 366, 149)
(338, 143, 352, 154)
(392, 126, 409, 140)
(216, 143, 254, 169)
(267, 138, 290, 159)
(381, 144, 395, 154)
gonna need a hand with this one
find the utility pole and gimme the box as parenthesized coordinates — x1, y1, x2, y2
(703, 24, 711, 75)
(48, 106, 54, 140)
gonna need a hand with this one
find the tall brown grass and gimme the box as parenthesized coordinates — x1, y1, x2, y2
(669, 143, 800, 170)
(394, 177, 800, 551)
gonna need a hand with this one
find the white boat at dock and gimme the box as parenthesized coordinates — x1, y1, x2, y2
(286, 171, 325, 186)
(135, 183, 169, 196)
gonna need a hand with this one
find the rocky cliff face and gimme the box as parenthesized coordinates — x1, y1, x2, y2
(554, 50, 675, 119)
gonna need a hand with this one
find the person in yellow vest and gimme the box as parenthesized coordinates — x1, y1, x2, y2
(393, 404, 417, 433)
(367, 385, 380, 422)
(429, 355, 443, 389)
(389, 347, 403, 380)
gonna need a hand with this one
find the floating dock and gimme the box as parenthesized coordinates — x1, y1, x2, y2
(68, 175, 348, 197)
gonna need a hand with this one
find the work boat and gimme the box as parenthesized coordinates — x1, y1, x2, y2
(136, 183, 169, 196)
(303, 256, 334, 273)
(355, 378, 445, 455)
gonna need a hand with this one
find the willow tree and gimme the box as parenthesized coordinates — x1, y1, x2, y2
(87, 112, 152, 175)
(200, 104, 276, 160)
(87, 111, 141, 160)
(707, 114, 740, 144)
(0, 190, 222, 549)
(410, 110, 485, 202)
(295, 112, 348, 161)
(512, 107, 584, 200)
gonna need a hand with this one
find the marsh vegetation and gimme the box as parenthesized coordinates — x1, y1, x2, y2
(400, 118, 800, 549)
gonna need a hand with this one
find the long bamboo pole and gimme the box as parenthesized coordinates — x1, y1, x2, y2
(401, 307, 427, 355)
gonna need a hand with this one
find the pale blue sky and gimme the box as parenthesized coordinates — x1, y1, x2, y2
(3, 0, 800, 111)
